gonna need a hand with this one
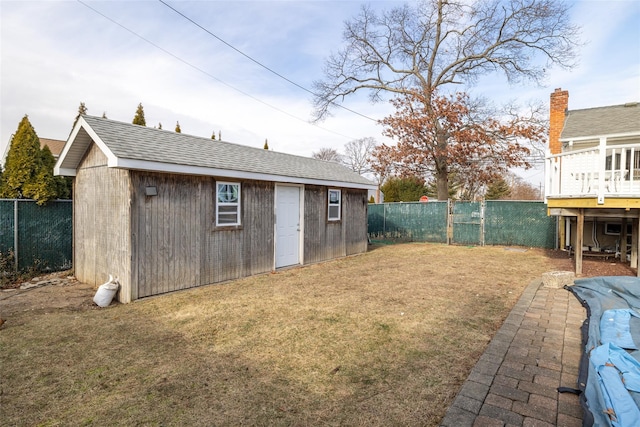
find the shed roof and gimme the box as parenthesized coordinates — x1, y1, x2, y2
(561, 102, 640, 141)
(54, 115, 376, 190)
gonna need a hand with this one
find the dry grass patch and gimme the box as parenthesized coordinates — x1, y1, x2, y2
(1, 243, 564, 426)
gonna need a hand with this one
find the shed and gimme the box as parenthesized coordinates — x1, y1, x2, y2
(54, 116, 376, 302)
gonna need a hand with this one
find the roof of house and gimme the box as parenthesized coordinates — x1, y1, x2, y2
(40, 138, 66, 157)
(2, 137, 66, 165)
(561, 102, 640, 141)
(54, 115, 375, 190)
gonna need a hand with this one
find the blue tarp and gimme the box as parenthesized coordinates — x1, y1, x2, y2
(569, 277, 640, 427)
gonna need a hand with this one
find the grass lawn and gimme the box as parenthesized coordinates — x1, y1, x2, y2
(0, 243, 566, 426)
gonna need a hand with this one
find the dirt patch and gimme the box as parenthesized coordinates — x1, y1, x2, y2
(0, 271, 98, 321)
(543, 248, 636, 277)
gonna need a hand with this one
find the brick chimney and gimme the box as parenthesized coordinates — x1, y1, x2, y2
(549, 88, 569, 155)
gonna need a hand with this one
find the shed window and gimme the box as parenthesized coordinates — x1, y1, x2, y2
(216, 182, 241, 226)
(328, 189, 341, 221)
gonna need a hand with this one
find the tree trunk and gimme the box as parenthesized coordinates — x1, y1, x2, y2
(434, 122, 449, 201)
(436, 166, 449, 201)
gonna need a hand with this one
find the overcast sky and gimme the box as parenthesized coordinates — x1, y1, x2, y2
(1, 0, 639, 188)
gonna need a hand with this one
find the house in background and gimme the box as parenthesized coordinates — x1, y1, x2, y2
(545, 88, 640, 275)
(40, 138, 66, 160)
(54, 115, 375, 303)
(2, 137, 66, 165)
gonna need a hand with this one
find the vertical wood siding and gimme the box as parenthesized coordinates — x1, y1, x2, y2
(344, 189, 369, 255)
(74, 144, 132, 302)
(131, 175, 275, 299)
(241, 181, 275, 275)
(303, 186, 368, 264)
(132, 172, 205, 298)
(75, 148, 368, 301)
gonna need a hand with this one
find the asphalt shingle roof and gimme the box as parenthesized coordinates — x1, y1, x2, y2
(561, 102, 640, 140)
(40, 138, 65, 157)
(70, 115, 374, 188)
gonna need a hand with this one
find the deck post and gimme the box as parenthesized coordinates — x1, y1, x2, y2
(575, 210, 584, 275)
(622, 217, 629, 264)
(633, 218, 639, 274)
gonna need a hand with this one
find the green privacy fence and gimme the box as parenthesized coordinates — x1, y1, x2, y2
(484, 201, 557, 248)
(0, 199, 73, 272)
(368, 200, 557, 249)
(451, 201, 481, 245)
(368, 201, 448, 242)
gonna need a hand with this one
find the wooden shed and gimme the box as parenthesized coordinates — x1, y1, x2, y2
(54, 116, 376, 303)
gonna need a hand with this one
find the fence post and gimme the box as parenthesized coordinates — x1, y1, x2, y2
(383, 203, 387, 236)
(447, 199, 452, 245)
(13, 199, 18, 271)
(480, 200, 485, 246)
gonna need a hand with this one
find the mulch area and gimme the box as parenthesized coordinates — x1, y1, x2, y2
(544, 248, 636, 277)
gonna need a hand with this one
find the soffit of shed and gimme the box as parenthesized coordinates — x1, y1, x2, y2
(54, 126, 92, 174)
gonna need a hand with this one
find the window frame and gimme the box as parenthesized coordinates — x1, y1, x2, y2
(216, 181, 241, 226)
(327, 188, 341, 221)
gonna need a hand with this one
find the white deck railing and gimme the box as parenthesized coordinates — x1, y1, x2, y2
(546, 143, 640, 204)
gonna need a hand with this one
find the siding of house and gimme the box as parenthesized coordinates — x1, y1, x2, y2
(77, 160, 368, 301)
(131, 172, 207, 298)
(344, 189, 369, 256)
(74, 143, 132, 301)
(130, 174, 276, 298)
(303, 185, 368, 264)
(202, 180, 274, 286)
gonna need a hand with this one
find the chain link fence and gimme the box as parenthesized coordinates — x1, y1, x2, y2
(484, 201, 557, 248)
(0, 199, 73, 272)
(368, 200, 557, 249)
(368, 201, 448, 243)
(0, 199, 555, 273)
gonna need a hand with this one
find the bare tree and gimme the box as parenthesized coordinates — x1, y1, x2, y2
(504, 172, 541, 200)
(313, 0, 580, 199)
(312, 147, 343, 163)
(342, 137, 376, 175)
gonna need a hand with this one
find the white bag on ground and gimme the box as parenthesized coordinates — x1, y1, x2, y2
(93, 275, 119, 307)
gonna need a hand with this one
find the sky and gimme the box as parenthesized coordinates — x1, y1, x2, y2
(1, 0, 639, 189)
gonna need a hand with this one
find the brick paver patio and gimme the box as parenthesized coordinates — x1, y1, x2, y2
(441, 278, 585, 427)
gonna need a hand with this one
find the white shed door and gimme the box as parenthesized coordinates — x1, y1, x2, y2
(275, 185, 301, 268)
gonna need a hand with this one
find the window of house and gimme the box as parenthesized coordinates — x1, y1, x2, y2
(216, 182, 240, 226)
(606, 149, 640, 179)
(328, 189, 341, 221)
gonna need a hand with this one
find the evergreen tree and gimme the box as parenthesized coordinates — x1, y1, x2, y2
(132, 103, 146, 126)
(0, 116, 60, 204)
(22, 146, 59, 204)
(380, 176, 428, 202)
(263, 139, 269, 150)
(71, 102, 87, 133)
(485, 176, 511, 200)
(1, 116, 41, 198)
(40, 145, 71, 199)
(175, 121, 181, 133)
(424, 174, 461, 200)
(102, 111, 107, 118)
